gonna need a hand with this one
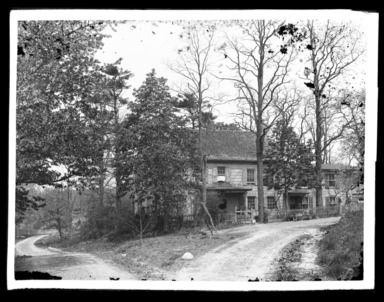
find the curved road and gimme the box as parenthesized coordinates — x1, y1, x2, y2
(169, 217, 340, 281)
(15, 217, 339, 281)
(15, 235, 135, 280)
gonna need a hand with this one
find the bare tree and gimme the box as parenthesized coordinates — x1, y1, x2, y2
(302, 20, 365, 207)
(217, 20, 295, 223)
(339, 89, 365, 166)
(168, 23, 217, 233)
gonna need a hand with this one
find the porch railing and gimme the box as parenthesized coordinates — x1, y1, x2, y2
(232, 205, 342, 224)
(267, 206, 341, 221)
(178, 203, 358, 227)
(234, 207, 258, 223)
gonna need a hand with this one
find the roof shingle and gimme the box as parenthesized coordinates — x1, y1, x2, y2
(202, 130, 257, 161)
(202, 131, 345, 170)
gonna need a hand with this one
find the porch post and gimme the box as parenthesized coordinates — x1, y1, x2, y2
(244, 192, 248, 222)
(286, 191, 289, 210)
(244, 192, 248, 210)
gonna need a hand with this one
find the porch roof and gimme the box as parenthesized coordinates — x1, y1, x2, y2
(207, 187, 252, 192)
(288, 190, 311, 195)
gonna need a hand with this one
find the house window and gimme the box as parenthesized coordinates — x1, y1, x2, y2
(247, 169, 255, 184)
(325, 173, 336, 188)
(218, 166, 225, 176)
(302, 197, 309, 209)
(267, 196, 276, 209)
(248, 196, 256, 210)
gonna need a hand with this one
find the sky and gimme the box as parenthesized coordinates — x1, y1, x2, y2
(93, 15, 369, 125)
(94, 21, 236, 122)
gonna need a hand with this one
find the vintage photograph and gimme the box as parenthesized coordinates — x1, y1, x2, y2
(8, 9, 377, 290)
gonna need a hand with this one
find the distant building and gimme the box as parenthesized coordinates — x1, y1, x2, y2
(203, 130, 362, 215)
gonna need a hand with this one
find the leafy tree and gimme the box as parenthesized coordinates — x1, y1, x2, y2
(84, 58, 133, 209)
(120, 69, 200, 235)
(15, 21, 115, 220)
(264, 119, 316, 210)
(37, 188, 75, 241)
(172, 92, 216, 129)
(212, 122, 241, 131)
(15, 186, 45, 225)
(15, 21, 121, 221)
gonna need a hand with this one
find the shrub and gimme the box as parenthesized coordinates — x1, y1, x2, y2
(80, 205, 117, 239)
(206, 191, 222, 224)
(317, 210, 364, 280)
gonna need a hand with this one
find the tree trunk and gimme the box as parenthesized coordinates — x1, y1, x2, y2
(57, 220, 63, 241)
(115, 169, 122, 209)
(256, 146, 265, 223)
(198, 100, 215, 234)
(99, 161, 105, 206)
(315, 96, 323, 208)
(256, 38, 265, 223)
(200, 155, 215, 234)
(283, 188, 289, 211)
(311, 30, 323, 209)
(113, 95, 123, 210)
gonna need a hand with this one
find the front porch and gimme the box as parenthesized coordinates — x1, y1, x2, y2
(207, 186, 253, 224)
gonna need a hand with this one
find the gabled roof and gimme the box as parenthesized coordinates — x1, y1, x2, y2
(202, 130, 257, 161)
(201, 131, 351, 171)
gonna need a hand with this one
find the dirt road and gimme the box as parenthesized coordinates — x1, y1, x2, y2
(170, 217, 339, 281)
(15, 235, 135, 280)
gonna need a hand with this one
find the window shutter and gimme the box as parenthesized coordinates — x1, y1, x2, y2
(213, 167, 218, 183)
(243, 169, 247, 185)
(225, 167, 231, 183)
(254, 169, 257, 186)
(325, 196, 330, 205)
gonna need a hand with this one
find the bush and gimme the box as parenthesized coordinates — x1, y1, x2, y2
(317, 210, 364, 280)
(206, 191, 222, 224)
(80, 205, 118, 240)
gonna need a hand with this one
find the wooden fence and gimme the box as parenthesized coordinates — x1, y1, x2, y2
(233, 206, 342, 224)
(177, 202, 363, 228)
(234, 208, 258, 224)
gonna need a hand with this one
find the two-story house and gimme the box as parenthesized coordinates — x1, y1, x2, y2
(203, 130, 362, 217)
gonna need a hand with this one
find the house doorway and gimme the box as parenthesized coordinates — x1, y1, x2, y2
(289, 194, 304, 209)
(225, 193, 245, 212)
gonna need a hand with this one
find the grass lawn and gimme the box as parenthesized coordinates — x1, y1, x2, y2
(37, 227, 249, 280)
(317, 210, 364, 280)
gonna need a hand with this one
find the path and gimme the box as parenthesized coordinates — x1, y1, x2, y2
(15, 235, 135, 280)
(170, 217, 339, 281)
